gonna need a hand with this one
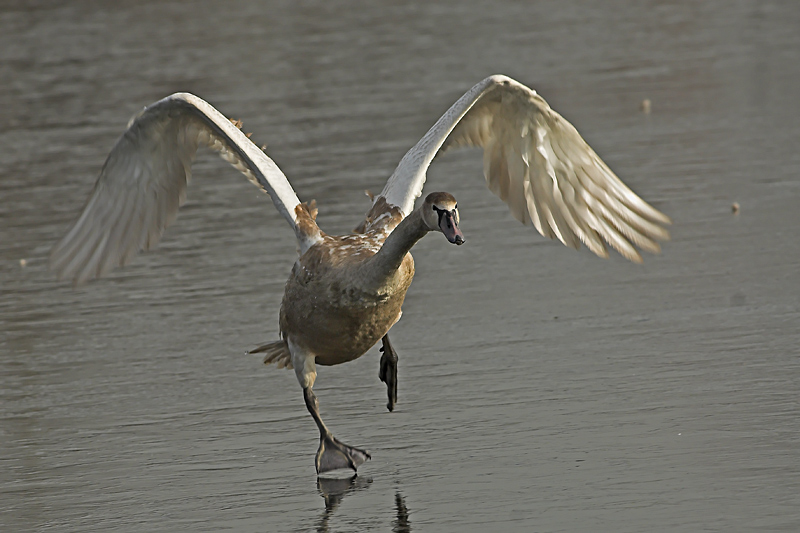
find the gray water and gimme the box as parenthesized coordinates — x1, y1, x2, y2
(2, 1, 800, 531)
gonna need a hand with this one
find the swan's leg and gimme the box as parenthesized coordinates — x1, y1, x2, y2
(303, 387, 371, 474)
(290, 342, 370, 474)
(379, 334, 398, 412)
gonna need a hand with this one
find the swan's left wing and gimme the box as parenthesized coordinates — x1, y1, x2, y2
(373, 75, 670, 262)
(50, 93, 304, 285)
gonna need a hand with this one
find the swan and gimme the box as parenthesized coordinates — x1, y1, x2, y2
(50, 75, 671, 474)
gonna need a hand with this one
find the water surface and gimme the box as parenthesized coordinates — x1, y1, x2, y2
(2, 1, 799, 531)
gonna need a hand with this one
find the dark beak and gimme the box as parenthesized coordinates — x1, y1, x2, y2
(439, 211, 465, 245)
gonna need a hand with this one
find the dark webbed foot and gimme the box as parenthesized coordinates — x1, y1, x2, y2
(303, 387, 371, 474)
(379, 334, 398, 412)
(316, 433, 371, 474)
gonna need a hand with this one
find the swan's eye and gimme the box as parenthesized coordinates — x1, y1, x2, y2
(432, 205, 438, 211)
(454, 204, 458, 210)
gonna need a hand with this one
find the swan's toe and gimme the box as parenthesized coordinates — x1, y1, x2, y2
(316, 434, 371, 474)
(379, 342, 399, 412)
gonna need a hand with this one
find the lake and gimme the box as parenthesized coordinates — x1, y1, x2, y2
(2, 1, 799, 531)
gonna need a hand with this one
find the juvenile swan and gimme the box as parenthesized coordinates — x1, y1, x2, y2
(51, 75, 670, 474)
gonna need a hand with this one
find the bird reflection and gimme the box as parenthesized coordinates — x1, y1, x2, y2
(315, 475, 371, 532)
(314, 476, 411, 532)
(391, 492, 411, 533)
(317, 475, 371, 513)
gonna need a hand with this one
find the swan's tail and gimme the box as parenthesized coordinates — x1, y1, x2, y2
(247, 340, 293, 369)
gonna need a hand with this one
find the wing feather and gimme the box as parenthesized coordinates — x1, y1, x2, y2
(374, 75, 670, 262)
(51, 93, 302, 284)
(504, 143, 531, 225)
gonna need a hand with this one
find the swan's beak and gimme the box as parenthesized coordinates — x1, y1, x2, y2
(439, 211, 465, 245)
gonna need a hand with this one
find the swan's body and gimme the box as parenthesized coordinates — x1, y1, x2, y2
(279, 206, 414, 369)
(51, 75, 670, 474)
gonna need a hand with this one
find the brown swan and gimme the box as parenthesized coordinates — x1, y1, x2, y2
(50, 75, 671, 474)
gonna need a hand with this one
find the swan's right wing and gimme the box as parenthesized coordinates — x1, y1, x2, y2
(371, 75, 670, 262)
(50, 93, 304, 284)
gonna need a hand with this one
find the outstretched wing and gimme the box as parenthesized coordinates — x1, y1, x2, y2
(50, 93, 302, 284)
(374, 75, 670, 262)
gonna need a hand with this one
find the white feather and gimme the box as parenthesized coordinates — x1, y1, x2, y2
(51, 93, 302, 284)
(375, 74, 670, 260)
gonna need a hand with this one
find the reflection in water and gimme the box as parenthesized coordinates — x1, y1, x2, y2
(315, 475, 370, 532)
(317, 475, 371, 512)
(392, 492, 411, 533)
(313, 476, 411, 532)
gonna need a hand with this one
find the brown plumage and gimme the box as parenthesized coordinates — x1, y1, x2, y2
(280, 227, 414, 367)
(50, 76, 670, 475)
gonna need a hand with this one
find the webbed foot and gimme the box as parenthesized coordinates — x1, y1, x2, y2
(379, 335, 398, 412)
(303, 387, 371, 474)
(316, 433, 371, 474)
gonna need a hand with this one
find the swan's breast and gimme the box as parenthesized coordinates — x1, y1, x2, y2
(280, 236, 414, 366)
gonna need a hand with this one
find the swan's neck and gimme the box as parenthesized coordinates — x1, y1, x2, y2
(363, 208, 429, 284)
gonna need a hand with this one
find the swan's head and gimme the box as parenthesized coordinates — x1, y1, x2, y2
(422, 192, 465, 245)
